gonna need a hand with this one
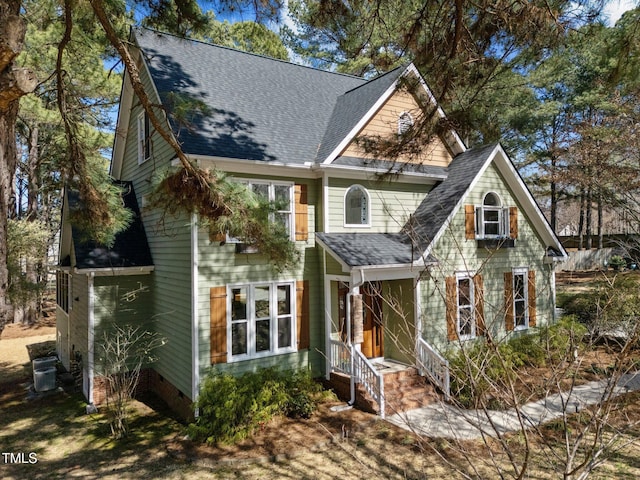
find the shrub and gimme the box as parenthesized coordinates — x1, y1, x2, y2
(447, 321, 585, 408)
(189, 367, 322, 444)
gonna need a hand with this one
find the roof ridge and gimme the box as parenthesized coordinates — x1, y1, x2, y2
(339, 64, 407, 96)
(134, 26, 366, 82)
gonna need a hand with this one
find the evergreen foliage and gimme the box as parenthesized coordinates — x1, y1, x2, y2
(189, 367, 322, 444)
(148, 166, 299, 271)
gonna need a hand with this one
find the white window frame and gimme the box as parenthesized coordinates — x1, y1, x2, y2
(512, 267, 529, 331)
(230, 179, 295, 242)
(137, 111, 150, 165)
(475, 192, 510, 239)
(344, 184, 371, 227)
(227, 281, 297, 362)
(398, 111, 414, 135)
(456, 271, 476, 340)
(56, 271, 71, 314)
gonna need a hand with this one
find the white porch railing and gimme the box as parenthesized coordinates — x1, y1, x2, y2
(329, 339, 385, 418)
(353, 348, 385, 418)
(329, 338, 352, 375)
(417, 337, 450, 401)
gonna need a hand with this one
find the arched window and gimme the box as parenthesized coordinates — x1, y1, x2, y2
(480, 192, 503, 237)
(344, 185, 369, 226)
(398, 112, 414, 135)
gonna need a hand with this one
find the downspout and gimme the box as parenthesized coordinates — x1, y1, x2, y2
(191, 213, 200, 414)
(88, 272, 95, 405)
(323, 249, 331, 381)
(346, 289, 355, 406)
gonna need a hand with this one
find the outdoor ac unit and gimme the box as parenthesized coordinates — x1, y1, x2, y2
(32, 356, 57, 371)
(34, 367, 57, 392)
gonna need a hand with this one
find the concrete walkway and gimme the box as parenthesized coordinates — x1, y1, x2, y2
(387, 372, 640, 440)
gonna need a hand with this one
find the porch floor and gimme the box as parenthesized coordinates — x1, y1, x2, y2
(370, 359, 414, 375)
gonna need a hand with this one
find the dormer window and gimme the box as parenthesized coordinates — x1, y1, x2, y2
(398, 112, 414, 135)
(344, 185, 370, 226)
(479, 192, 503, 238)
(464, 193, 518, 247)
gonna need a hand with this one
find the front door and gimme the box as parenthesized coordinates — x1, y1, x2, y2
(338, 282, 384, 358)
(361, 282, 383, 358)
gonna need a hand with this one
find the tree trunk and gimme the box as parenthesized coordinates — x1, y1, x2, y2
(0, 0, 37, 335)
(586, 187, 592, 250)
(23, 124, 41, 325)
(597, 190, 603, 250)
(578, 189, 585, 250)
(550, 154, 557, 232)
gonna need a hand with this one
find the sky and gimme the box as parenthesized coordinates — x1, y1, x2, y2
(603, 0, 637, 24)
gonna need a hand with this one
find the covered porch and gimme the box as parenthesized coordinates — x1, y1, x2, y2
(316, 233, 450, 417)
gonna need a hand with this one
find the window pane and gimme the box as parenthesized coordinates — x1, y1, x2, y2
(485, 222, 500, 236)
(255, 285, 270, 318)
(514, 274, 525, 300)
(232, 322, 247, 355)
(231, 287, 247, 320)
(277, 285, 291, 315)
(458, 278, 471, 306)
(256, 319, 271, 352)
(515, 300, 527, 327)
(484, 210, 499, 222)
(274, 185, 290, 209)
(278, 316, 292, 348)
(346, 187, 367, 224)
(459, 308, 473, 336)
(275, 212, 290, 232)
(252, 183, 269, 199)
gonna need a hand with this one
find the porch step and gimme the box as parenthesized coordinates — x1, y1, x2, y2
(382, 367, 440, 416)
(327, 366, 440, 417)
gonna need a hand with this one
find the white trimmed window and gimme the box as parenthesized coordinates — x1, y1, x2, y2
(456, 272, 475, 339)
(229, 282, 296, 360)
(398, 112, 414, 135)
(56, 271, 71, 314)
(512, 268, 529, 330)
(475, 192, 510, 239)
(137, 111, 150, 164)
(344, 185, 370, 226)
(234, 180, 294, 240)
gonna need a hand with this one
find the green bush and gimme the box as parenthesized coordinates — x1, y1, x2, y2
(447, 319, 586, 408)
(188, 367, 322, 444)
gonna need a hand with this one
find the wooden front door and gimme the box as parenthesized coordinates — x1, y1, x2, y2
(338, 282, 384, 359)
(361, 282, 383, 359)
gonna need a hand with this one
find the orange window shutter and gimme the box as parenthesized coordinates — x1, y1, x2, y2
(296, 280, 310, 350)
(464, 205, 476, 240)
(509, 207, 518, 239)
(294, 184, 309, 241)
(504, 272, 514, 331)
(528, 270, 537, 327)
(474, 274, 485, 336)
(445, 276, 457, 341)
(210, 286, 227, 364)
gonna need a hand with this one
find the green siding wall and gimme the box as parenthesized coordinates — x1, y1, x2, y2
(327, 177, 433, 232)
(420, 163, 556, 351)
(92, 276, 155, 375)
(118, 70, 194, 398)
(197, 176, 324, 382)
(67, 273, 89, 366)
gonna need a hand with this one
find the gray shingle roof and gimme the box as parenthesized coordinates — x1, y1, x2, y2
(134, 27, 380, 164)
(316, 232, 437, 267)
(403, 143, 498, 257)
(68, 181, 153, 270)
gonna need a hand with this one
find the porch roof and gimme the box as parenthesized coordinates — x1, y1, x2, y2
(316, 232, 437, 268)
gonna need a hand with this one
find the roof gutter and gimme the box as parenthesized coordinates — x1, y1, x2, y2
(73, 266, 154, 276)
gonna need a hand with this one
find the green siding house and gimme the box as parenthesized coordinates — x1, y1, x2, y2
(56, 28, 567, 418)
